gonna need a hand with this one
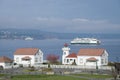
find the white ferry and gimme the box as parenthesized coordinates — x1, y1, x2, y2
(25, 37, 34, 40)
(71, 38, 100, 44)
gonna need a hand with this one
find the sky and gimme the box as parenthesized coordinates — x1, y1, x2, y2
(0, 0, 120, 33)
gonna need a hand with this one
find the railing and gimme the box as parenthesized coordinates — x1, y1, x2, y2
(51, 65, 112, 70)
(4, 65, 19, 69)
(3, 64, 113, 71)
(34, 64, 113, 70)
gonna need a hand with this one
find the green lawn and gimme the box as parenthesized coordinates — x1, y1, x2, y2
(11, 74, 87, 80)
(0, 73, 113, 80)
(0, 74, 6, 77)
(71, 73, 113, 79)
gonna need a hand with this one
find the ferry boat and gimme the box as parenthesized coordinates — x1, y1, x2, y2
(25, 37, 34, 40)
(71, 38, 100, 44)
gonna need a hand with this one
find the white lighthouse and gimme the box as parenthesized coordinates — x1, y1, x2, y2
(62, 43, 70, 64)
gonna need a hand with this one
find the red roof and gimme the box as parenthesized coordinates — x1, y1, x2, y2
(87, 57, 97, 61)
(14, 48, 39, 55)
(0, 56, 13, 63)
(78, 48, 105, 56)
(64, 43, 68, 47)
(66, 53, 77, 58)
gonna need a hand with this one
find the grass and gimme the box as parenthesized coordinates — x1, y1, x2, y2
(11, 74, 87, 80)
(71, 73, 113, 79)
(0, 72, 113, 80)
(0, 74, 7, 77)
(0, 74, 6, 77)
(42, 68, 53, 72)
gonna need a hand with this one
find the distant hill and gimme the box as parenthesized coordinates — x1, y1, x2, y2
(0, 29, 120, 40)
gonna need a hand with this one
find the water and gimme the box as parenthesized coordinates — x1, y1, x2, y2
(0, 38, 120, 62)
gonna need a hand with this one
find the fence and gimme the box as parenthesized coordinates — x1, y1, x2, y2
(35, 64, 113, 70)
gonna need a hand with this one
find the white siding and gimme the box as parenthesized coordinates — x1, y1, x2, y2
(14, 55, 33, 67)
(101, 50, 108, 65)
(62, 47, 70, 64)
(34, 50, 43, 65)
(64, 58, 77, 65)
(62, 49, 108, 67)
(14, 49, 43, 67)
(0, 62, 5, 68)
(0, 62, 13, 69)
(77, 56, 101, 66)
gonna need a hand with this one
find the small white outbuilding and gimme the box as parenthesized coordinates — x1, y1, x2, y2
(0, 56, 13, 69)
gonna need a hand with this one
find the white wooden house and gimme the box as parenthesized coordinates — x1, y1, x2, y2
(0, 56, 13, 69)
(77, 48, 108, 66)
(62, 44, 108, 66)
(14, 48, 43, 67)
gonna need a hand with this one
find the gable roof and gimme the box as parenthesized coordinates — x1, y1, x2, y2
(22, 56, 31, 60)
(0, 56, 13, 63)
(77, 48, 105, 56)
(87, 57, 97, 61)
(14, 48, 39, 55)
(66, 53, 77, 58)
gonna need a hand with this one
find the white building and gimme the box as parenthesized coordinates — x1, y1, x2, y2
(14, 48, 43, 67)
(0, 56, 13, 69)
(62, 44, 108, 66)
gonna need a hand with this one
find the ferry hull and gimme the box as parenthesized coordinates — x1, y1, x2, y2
(70, 38, 101, 45)
(71, 42, 100, 45)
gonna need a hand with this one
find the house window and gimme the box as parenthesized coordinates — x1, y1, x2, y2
(80, 58, 83, 63)
(64, 52, 66, 55)
(37, 53, 39, 55)
(35, 58, 38, 62)
(39, 57, 42, 62)
(70, 59, 72, 61)
(105, 58, 107, 64)
(101, 59, 104, 64)
(16, 57, 19, 62)
(67, 59, 69, 63)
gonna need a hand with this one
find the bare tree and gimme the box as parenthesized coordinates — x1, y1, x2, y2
(46, 54, 59, 64)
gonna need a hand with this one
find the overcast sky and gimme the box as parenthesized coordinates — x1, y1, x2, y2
(0, 0, 120, 33)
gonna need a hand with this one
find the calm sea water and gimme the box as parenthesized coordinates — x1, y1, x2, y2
(0, 38, 120, 62)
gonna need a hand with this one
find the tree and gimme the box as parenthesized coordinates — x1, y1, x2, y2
(114, 62, 120, 75)
(111, 67, 117, 80)
(112, 62, 120, 80)
(46, 54, 59, 64)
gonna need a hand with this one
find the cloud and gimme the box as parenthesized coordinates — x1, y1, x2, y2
(0, 17, 120, 33)
(34, 17, 120, 33)
(72, 18, 89, 22)
(35, 17, 70, 27)
(72, 18, 108, 24)
(36, 17, 49, 21)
